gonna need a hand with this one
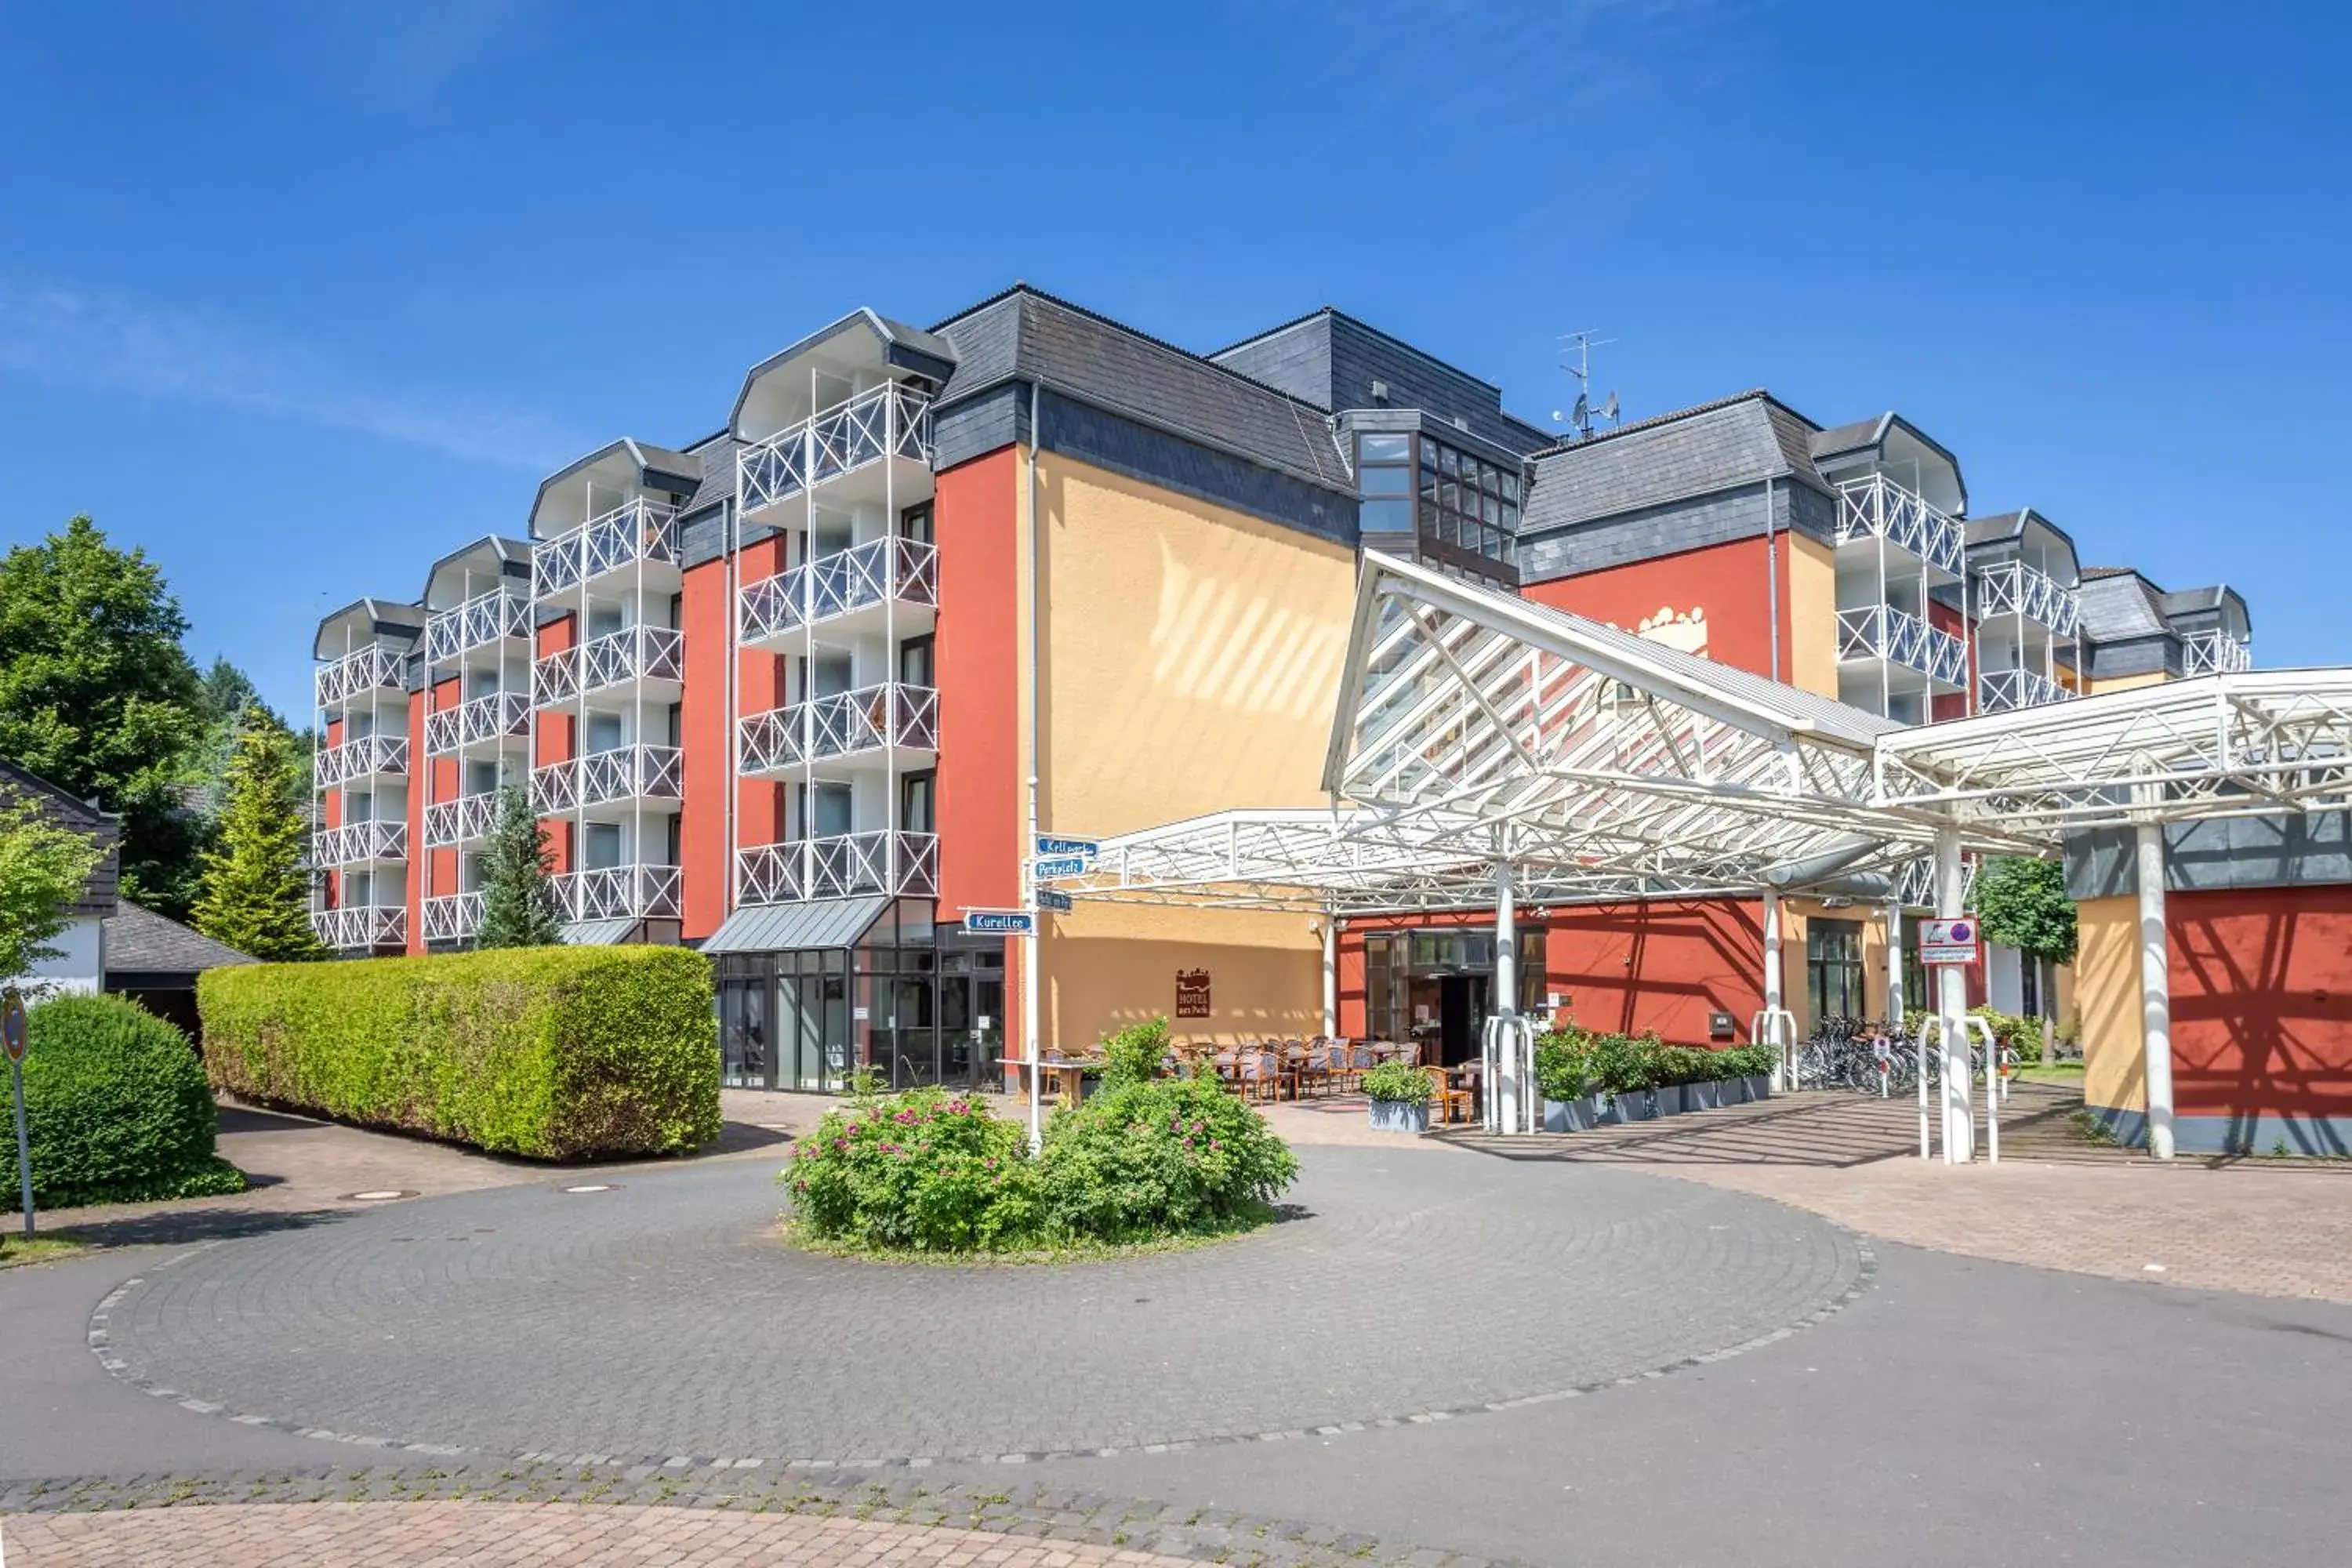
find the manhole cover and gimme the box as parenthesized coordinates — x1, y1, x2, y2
(340, 1190, 416, 1203)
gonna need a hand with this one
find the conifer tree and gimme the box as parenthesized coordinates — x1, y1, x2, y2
(476, 784, 561, 949)
(191, 703, 328, 960)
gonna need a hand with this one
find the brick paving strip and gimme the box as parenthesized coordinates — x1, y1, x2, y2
(0, 1468, 1515, 1568)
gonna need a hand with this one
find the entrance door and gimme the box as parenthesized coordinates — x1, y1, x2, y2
(719, 975, 773, 1089)
(1438, 974, 1490, 1066)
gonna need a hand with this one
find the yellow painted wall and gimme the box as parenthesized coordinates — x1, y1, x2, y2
(2082, 670, 2171, 696)
(1786, 535, 1841, 700)
(1780, 900, 1893, 1040)
(1033, 453, 1359, 1050)
(2075, 895, 2145, 1111)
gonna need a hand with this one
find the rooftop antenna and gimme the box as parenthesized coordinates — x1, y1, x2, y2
(1554, 329, 1621, 440)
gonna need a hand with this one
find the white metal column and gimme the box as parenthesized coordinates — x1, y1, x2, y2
(1935, 826, 1973, 1162)
(1762, 888, 1787, 1088)
(1494, 860, 1519, 1134)
(1320, 916, 1338, 1037)
(2136, 822, 2176, 1160)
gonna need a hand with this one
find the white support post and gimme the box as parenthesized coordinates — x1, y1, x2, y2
(1762, 888, 1787, 1089)
(1935, 826, 1973, 1163)
(1320, 916, 1338, 1038)
(1495, 859, 1519, 1134)
(2136, 822, 2176, 1160)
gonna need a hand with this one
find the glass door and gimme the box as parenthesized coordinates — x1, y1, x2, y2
(719, 973, 773, 1090)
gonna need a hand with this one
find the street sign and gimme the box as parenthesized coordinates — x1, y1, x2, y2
(964, 909, 1036, 936)
(1036, 888, 1074, 913)
(1919, 917, 1980, 966)
(1, 989, 24, 1064)
(1030, 855, 1091, 881)
(1035, 835, 1099, 860)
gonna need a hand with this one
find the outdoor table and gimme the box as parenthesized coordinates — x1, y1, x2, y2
(996, 1057, 1093, 1107)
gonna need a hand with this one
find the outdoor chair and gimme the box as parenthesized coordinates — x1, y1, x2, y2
(1235, 1048, 1278, 1103)
(1298, 1042, 1335, 1098)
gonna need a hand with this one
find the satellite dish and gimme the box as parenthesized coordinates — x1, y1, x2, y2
(1604, 391, 1621, 422)
(1570, 392, 1589, 426)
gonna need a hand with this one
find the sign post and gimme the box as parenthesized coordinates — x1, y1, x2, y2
(1918, 917, 1981, 967)
(4, 989, 31, 1240)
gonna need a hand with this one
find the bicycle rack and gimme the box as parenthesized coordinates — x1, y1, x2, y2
(1480, 1013, 1539, 1135)
(1751, 1008, 1797, 1091)
(1911, 1015, 2003, 1163)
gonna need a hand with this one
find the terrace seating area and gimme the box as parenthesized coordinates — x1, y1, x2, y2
(1010, 1037, 1488, 1124)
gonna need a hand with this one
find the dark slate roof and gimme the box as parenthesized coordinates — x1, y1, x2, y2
(1963, 509, 2080, 580)
(728, 309, 960, 434)
(102, 901, 255, 977)
(312, 597, 426, 659)
(530, 439, 704, 532)
(0, 760, 119, 917)
(929, 286, 1355, 496)
(680, 432, 739, 517)
(420, 535, 532, 604)
(1516, 390, 1829, 535)
(1807, 417, 1888, 461)
(2074, 569, 2172, 640)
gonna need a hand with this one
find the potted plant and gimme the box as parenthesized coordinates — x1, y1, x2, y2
(1650, 1036, 1688, 1116)
(1363, 1062, 1434, 1134)
(1593, 1033, 1657, 1122)
(1536, 1029, 1601, 1132)
(1674, 1047, 1722, 1111)
(1722, 1044, 1773, 1103)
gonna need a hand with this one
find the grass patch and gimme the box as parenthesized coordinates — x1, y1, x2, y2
(0, 1232, 93, 1269)
(779, 1202, 1283, 1266)
(2016, 1062, 2085, 1085)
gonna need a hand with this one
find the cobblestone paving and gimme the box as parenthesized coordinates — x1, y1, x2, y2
(92, 1148, 1863, 1467)
(0, 1468, 1514, 1568)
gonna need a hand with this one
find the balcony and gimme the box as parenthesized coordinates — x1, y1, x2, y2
(739, 536, 939, 652)
(533, 499, 681, 609)
(424, 690, 532, 756)
(1833, 474, 1964, 577)
(1837, 604, 1969, 688)
(312, 819, 408, 866)
(314, 734, 408, 788)
(738, 681, 939, 779)
(423, 790, 499, 848)
(2184, 631, 2253, 675)
(423, 587, 532, 664)
(532, 625, 684, 708)
(738, 382, 934, 519)
(315, 644, 407, 713)
(532, 743, 685, 816)
(1974, 560, 2081, 637)
(555, 862, 684, 924)
(1979, 668, 2075, 713)
(312, 904, 405, 951)
(736, 830, 940, 906)
(421, 891, 484, 944)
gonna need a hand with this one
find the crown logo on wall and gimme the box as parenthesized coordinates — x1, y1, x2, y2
(1633, 605, 1708, 656)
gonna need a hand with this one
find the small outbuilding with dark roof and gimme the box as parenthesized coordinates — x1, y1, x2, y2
(100, 901, 256, 1044)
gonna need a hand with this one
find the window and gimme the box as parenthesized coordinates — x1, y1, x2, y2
(898, 502, 934, 545)
(1356, 433, 1416, 539)
(586, 710, 624, 753)
(585, 821, 622, 870)
(810, 782, 853, 839)
(898, 634, 935, 688)
(900, 770, 936, 835)
(1806, 919, 1867, 1025)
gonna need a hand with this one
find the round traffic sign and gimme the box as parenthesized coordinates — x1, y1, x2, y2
(1, 989, 26, 1064)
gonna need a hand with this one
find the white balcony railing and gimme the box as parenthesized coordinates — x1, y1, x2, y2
(532, 625, 684, 707)
(314, 735, 408, 788)
(532, 744, 685, 814)
(2183, 631, 2253, 675)
(1973, 560, 2081, 637)
(423, 790, 500, 847)
(421, 891, 485, 944)
(1978, 668, 2075, 713)
(555, 863, 684, 924)
(738, 383, 934, 514)
(423, 588, 532, 663)
(312, 819, 408, 866)
(1833, 474, 1965, 576)
(312, 904, 405, 951)
(315, 644, 407, 710)
(424, 690, 532, 755)
(736, 830, 941, 906)
(737, 682, 939, 777)
(1837, 604, 1969, 688)
(739, 537, 939, 647)
(533, 500, 681, 601)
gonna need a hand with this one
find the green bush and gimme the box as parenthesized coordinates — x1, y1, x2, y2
(1534, 1028, 1593, 1102)
(1534, 1028, 1767, 1102)
(1036, 1076, 1298, 1244)
(198, 945, 720, 1159)
(0, 993, 245, 1207)
(1100, 1014, 1172, 1088)
(782, 1076, 1299, 1254)
(1363, 1061, 1434, 1104)
(786, 1087, 1039, 1253)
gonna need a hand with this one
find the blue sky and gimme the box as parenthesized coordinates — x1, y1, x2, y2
(3, 0, 2342, 717)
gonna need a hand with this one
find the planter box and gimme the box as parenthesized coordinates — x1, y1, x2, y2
(1740, 1074, 1771, 1103)
(1609, 1090, 1659, 1122)
(1653, 1083, 1687, 1116)
(1369, 1099, 1431, 1134)
(1544, 1095, 1603, 1133)
(1683, 1078, 1723, 1112)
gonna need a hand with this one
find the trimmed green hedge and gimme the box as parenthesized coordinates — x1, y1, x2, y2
(198, 946, 720, 1160)
(0, 993, 246, 1207)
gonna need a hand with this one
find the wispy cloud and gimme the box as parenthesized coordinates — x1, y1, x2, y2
(0, 280, 583, 470)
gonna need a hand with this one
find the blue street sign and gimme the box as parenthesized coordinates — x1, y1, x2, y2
(1030, 855, 1091, 881)
(1036, 889, 1074, 913)
(1035, 835, 1099, 860)
(964, 909, 1036, 936)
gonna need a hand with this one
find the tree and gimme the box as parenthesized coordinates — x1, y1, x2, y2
(191, 703, 328, 961)
(0, 517, 210, 917)
(1973, 856, 2078, 1034)
(0, 796, 105, 987)
(476, 785, 561, 949)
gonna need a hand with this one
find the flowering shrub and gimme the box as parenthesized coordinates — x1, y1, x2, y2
(783, 1076, 1298, 1254)
(1100, 1014, 1173, 1087)
(784, 1087, 1039, 1253)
